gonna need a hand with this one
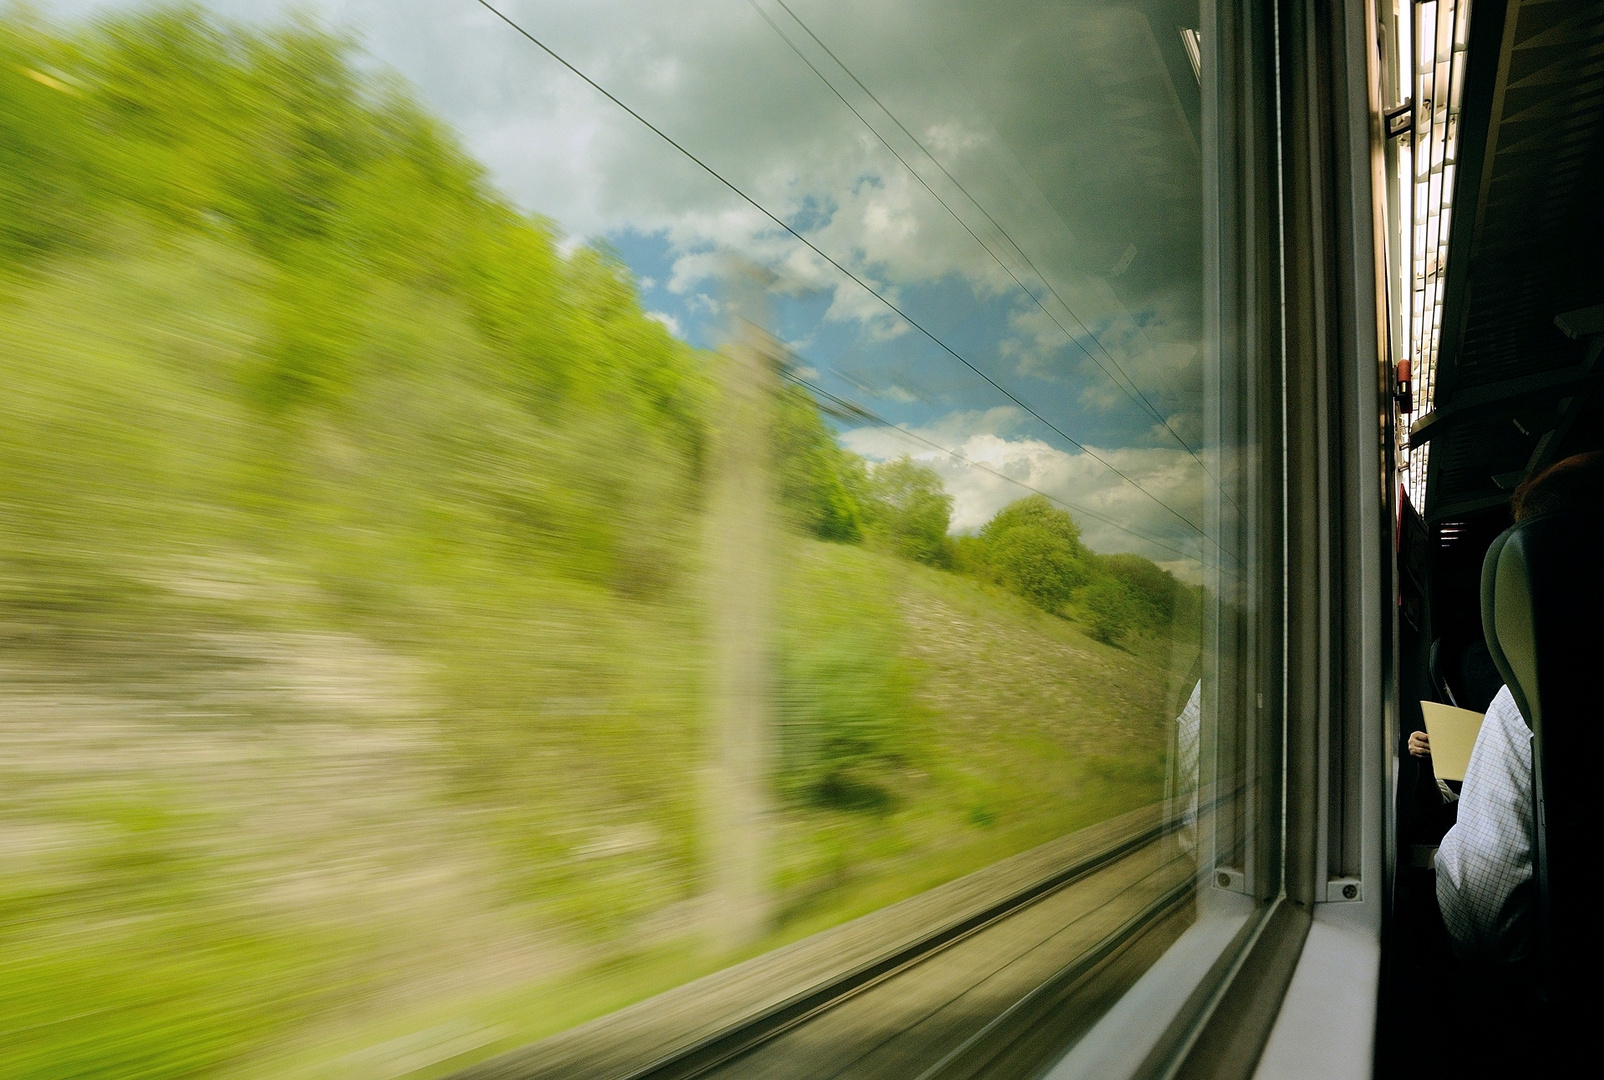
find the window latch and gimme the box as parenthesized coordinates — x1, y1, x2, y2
(1385, 100, 1413, 139)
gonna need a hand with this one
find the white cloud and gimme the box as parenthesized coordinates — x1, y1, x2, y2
(840, 408, 1205, 574)
(685, 292, 720, 316)
(645, 311, 682, 336)
(823, 275, 908, 340)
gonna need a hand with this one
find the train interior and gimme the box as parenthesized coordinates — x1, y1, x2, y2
(1383, 0, 1604, 1072)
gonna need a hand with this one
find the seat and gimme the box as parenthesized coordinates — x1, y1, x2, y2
(1480, 507, 1604, 1026)
(1457, 641, 1504, 714)
(1428, 637, 1453, 705)
(1428, 636, 1503, 713)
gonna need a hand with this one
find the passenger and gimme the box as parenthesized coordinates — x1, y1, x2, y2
(1409, 637, 1498, 806)
(1434, 451, 1604, 970)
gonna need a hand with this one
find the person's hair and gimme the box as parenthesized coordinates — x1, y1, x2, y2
(1511, 451, 1604, 521)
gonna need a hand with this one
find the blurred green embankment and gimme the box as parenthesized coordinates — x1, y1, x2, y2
(1, 9, 1200, 1080)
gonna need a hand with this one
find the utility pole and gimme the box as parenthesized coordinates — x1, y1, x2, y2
(702, 258, 778, 949)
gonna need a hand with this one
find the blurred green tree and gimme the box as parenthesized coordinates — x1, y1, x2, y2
(979, 494, 1086, 551)
(0, 21, 101, 259)
(1081, 579, 1135, 645)
(773, 383, 864, 542)
(1095, 552, 1181, 632)
(973, 495, 1088, 610)
(862, 456, 953, 566)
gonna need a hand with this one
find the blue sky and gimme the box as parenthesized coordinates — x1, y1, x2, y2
(619, 217, 1187, 447)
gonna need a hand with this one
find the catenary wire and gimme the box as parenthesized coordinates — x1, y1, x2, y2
(754, 0, 1215, 478)
(765, 0, 1218, 480)
(765, 0, 1244, 528)
(471, 0, 1213, 543)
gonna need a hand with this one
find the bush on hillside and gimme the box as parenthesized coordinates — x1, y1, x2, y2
(986, 524, 1084, 610)
(861, 456, 953, 566)
(774, 383, 865, 542)
(777, 550, 924, 813)
(1081, 579, 1136, 645)
(971, 495, 1088, 609)
(979, 495, 1086, 551)
(1096, 553, 1180, 629)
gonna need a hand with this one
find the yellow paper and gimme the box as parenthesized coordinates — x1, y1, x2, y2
(1419, 701, 1486, 782)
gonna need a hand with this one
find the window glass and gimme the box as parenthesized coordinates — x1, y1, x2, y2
(0, 2, 1253, 1077)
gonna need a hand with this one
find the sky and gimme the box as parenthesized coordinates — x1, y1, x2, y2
(39, 0, 1211, 573)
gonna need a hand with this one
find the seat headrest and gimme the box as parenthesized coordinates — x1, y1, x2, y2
(1481, 508, 1604, 732)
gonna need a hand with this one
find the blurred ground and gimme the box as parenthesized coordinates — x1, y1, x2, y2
(0, 541, 1183, 1080)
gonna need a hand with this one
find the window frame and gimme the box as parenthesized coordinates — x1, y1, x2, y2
(1043, 0, 1397, 1075)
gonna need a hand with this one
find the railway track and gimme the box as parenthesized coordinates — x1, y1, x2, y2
(455, 804, 1195, 1080)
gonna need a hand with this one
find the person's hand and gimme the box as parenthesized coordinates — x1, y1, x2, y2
(1408, 730, 1431, 758)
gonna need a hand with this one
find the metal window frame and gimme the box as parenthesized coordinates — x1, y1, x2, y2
(1180, 0, 1394, 1072)
(1047, 0, 1395, 1076)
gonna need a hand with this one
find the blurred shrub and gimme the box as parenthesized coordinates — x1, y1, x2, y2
(0, 25, 97, 259)
(957, 496, 1194, 647)
(777, 546, 924, 811)
(860, 456, 953, 566)
(1094, 553, 1180, 629)
(970, 495, 1088, 610)
(1080, 579, 1135, 645)
(774, 383, 865, 542)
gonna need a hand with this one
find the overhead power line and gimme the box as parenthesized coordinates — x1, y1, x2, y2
(754, 0, 1209, 469)
(761, 0, 1243, 527)
(473, 0, 1209, 542)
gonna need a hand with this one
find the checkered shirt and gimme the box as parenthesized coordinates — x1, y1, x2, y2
(1434, 685, 1534, 968)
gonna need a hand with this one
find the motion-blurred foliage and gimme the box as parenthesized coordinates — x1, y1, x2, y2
(773, 381, 866, 543)
(777, 544, 923, 811)
(957, 496, 1199, 646)
(858, 455, 955, 567)
(1, 6, 707, 617)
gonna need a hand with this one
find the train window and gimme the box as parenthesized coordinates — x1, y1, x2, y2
(0, 2, 1326, 1079)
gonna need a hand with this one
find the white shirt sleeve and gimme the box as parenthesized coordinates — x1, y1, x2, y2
(1434, 685, 1534, 968)
(1175, 681, 1201, 852)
